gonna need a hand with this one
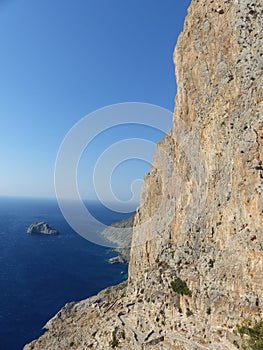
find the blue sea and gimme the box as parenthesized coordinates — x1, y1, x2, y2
(0, 197, 132, 350)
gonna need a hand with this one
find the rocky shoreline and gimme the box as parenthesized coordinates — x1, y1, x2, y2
(101, 215, 134, 263)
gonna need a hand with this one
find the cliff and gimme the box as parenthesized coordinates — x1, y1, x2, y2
(24, 0, 263, 349)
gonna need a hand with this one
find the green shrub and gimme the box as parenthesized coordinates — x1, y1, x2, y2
(208, 259, 215, 268)
(170, 278, 192, 296)
(233, 340, 240, 348)
(186, 308, 193, 317)
(237, 320, 263, 350)
(110, 327, 119, 348)
(121, 329, 125, 339)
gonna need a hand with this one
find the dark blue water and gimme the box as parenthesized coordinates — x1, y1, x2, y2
(0, 197, 131, 350)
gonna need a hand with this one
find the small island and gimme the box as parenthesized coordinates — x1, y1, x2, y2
(27, 222, 59, 235)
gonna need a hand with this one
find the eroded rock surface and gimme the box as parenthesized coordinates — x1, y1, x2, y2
(27, 222, 59, 235)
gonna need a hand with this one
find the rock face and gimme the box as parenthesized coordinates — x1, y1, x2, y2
(27, 222, 59, 235)
(24, 0, 262, 349)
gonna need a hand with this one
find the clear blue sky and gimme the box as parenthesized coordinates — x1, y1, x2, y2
(0, 0, 191, 201)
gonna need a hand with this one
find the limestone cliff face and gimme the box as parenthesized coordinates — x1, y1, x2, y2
(129, 0, 263, 327)
(25, 1, 262, 349)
